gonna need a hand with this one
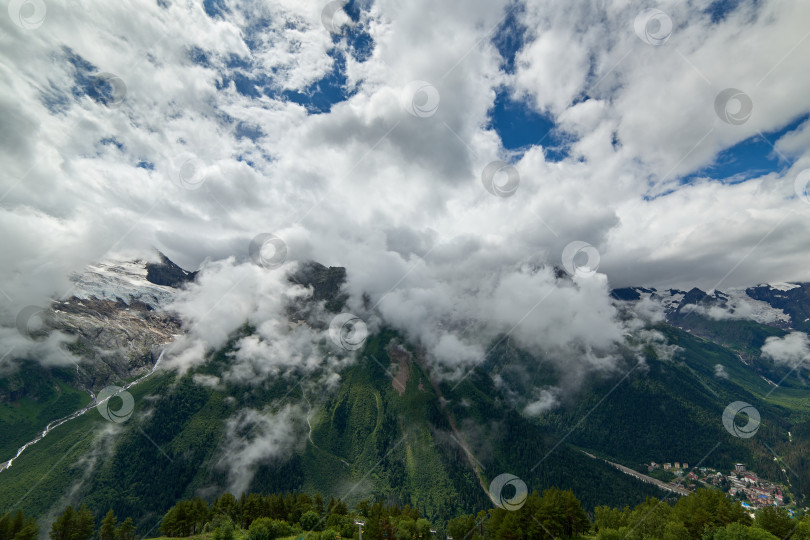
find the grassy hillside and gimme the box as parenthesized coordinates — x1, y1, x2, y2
(521, 324, 809, 503)
(0, 330, 669, 533)
(1, 320, 808, 534)
(0, 361, 91, 461)
(0, 370, 165, 518)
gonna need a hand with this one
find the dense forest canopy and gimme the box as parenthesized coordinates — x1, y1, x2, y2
(6, 488, 809, 540)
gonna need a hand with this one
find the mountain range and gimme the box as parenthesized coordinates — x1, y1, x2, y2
(1, 254, 808, 534)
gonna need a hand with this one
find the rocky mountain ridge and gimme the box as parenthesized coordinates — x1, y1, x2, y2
(611, 283, 807, 330)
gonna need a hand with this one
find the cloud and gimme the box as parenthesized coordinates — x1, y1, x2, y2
(161, 258, 307, 372)
(0, 325, 80, 370)
(371, 262, 625, 380)
(217, 404, 307, 496)
(160, 256, 361, 390)
(761, 332, 810, 369)
(2, 0, 810, 393)
(523, 388, 559, 417)
(714, 364, 729, 379)
(634, 329, 682, 362)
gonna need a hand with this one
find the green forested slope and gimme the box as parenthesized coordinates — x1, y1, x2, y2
(1, 318, 808, 534)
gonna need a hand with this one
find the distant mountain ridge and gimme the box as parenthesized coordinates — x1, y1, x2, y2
(611, 283, 807, 330)
(1, 255, 809, 533)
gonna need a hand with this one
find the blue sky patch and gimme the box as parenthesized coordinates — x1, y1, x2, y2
(203, 0, 228, 19)
(100, 137, 124, 150)
(235, 122, 264, 142)
(40, 81, 72, 114)
(243, 18, 276, 54)
(338, 0, 374, 61)
(682, 114, 807, 183)
(62, 47, 101, 103)
(187, 46, 212, 68)
(60, 48, 127, 107)
(281, 50, 355, 114)
(342, 0, 363, 23)
(205, 10, 366, 115)
(705, 0, 758, 24)
(236, 155, 255, 168)
(347, 28, 374, 62)
(488, 88, 568, 161)
(231, 73, 262, 98)
(491, 2, 528, 74)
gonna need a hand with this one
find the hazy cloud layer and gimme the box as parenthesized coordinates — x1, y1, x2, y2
(2, 0, 810, 382)
(217, 404, 308, 496)
(761, 332, 810, 369)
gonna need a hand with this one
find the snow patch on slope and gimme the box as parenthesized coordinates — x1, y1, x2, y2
(614, 286, 791, 328)
(767, 282, 800, 292)
(711, 288, 791, 327)
(70, 260, 176, 308)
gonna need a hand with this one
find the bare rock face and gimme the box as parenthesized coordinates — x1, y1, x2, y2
(287, 261, 348, 325)
(51, 296, 180, 391)
(145, 252, 198, 288)
(289, 261, 347, 311)
(32, 255, 196, 392)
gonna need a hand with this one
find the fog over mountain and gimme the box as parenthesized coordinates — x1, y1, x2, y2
(2, 0, 810, 529)
(3, 0, 810, 381)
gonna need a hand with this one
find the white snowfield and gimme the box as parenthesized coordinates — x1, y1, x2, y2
(765, 282, 801, 292)
(69, 259, 177, 308)
(720, 288, 792, 327)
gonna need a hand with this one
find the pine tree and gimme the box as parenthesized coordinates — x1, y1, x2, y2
(13, 519, 38, 540)
(0, 512, 9, 540)
(314, 494, 325, 516)
(50, 507, 75, 540)
(72, 505, 95, 540)
(9, 514, 23, 538)
(0, 511, 37, 540)
(754, 507, 794, 540)
(115, 518, 135, 540)
(100, 510, 117, 540)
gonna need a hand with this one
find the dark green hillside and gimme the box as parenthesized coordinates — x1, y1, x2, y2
(0, 329, 670, 534)
(0, 372, 165, 519)
(668, 313, 786, 357)
(0, 361, 90, 462)
(2, 321, 808, 533)
(522, 325, 809, 503)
